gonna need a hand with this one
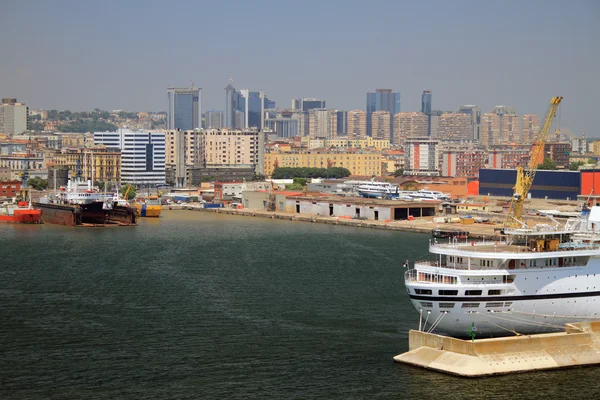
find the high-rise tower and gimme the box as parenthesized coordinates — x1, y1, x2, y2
(167, 86, 201, 130)
(421, 90, 432, 136)
(366, 89, 400, 140)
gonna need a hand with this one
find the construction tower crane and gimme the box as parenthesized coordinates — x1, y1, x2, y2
(506, 96, 563, 228)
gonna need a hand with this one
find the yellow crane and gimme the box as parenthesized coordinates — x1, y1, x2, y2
(506, 96, 563, 227)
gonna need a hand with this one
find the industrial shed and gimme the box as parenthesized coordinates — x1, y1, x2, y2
(479, 169, 580, 200)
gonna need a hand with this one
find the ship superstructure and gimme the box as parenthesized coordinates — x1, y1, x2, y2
(405, 209, 600, 337)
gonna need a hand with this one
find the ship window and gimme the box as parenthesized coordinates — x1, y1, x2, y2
(486, 302, 504, 308)
(439, 290, 458, 295)
(439, 303, 455, 308)
(465, 290, 482, 296)
(488, 289, 503, 295)
(462, 303, 480, 308)
(504, 302, 513, 307)
(415, 289, 432, 295)
(420, 302, 433, 308)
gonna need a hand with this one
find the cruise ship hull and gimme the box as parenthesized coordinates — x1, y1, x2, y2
(406, 260, 600, 337)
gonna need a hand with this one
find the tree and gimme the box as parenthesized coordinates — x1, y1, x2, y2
(569, 161, 586, 171)
(285, 178, 307, 191)
(588, 158, 597, 165)
(27, 177, 48, 190)
(537, 158, 557, 170)
(271, 167, 351, 179)
(199, 176, 215, 183)
(251, 173, 266, 181)
(393, 169, 404, 177)
(120, 184, 136, 200)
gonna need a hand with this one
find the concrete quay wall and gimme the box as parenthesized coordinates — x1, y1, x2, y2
(165, 205, 498, 239)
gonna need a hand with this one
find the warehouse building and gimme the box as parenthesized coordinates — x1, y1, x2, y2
(479, 169, 580, 200)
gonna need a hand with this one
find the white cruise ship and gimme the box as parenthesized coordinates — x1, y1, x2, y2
(404, 208, 600, 337)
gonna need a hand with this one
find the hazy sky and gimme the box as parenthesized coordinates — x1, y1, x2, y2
(1, 0, 599, 136)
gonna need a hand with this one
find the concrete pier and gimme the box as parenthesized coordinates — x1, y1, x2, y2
(394, 322, 600, 377)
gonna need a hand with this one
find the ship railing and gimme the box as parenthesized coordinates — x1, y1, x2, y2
(430, 239, 600, 253)
(414, 259, 588, 271)
(404, 268, 458, 285)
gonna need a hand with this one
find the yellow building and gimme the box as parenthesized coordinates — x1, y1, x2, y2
(302, 137, 390, 151)
(54, 146, 121, 182)
(59, 133, 86, 148)
(264, 151, 381, 177)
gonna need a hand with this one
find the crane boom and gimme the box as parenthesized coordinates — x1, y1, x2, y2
(507, 96, 563, 227)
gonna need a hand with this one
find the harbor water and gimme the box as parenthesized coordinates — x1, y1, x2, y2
(2, 211, 600, 399)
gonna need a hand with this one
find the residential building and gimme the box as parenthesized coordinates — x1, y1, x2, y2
(346, 110, 367, 140)
(522, 114, 540, 144)
(165, 130, 201, 187)
(308, 109, 337, 139)
(487, 146, 531, 169)
(292, 98, 326, 111)
(304, 137, 390, 150)
(421, 90, 432, 136)
(264, 150, 381, 177)
(571, 134, 588, 154)
(481, 106, 521, 146)
(404, 138, 439, 176)
(457, 105, 481, 142)
(366, 89, 400, 139)
(94, 129, 166, 185)
(441, 148, 486, 179)
(371, 111, 391, 141)
(0, 154, 46, 180)
(205, 110, 224, 129)
(437, 113, 472, 141)
(53, 146, 121, 183)
(199, 129, 265, 175)
(0, 180, 21, 198)
(167, 86, 202, 130)
(0, 98, 28, 135)
(0, 166, 10, 181)
(393, 112, 428, 143)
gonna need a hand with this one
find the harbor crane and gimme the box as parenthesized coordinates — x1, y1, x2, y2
(506, 96, 563, 228)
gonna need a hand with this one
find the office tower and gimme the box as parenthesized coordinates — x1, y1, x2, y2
(167, 86, 201, 130)
(94, 129, 166, 185)
(205, 110, 224, 129)
(238, 89, 265, 129)
(404, 138, 439, 176)
(224, 79, 238, 128)
(421, 90, 432, 136)
(0, 98, 28, 135)
(292, 98, 326, 112)
(457, 105, 482, 142)
(264, 111, 300, 138)
(264, 97, 276, 110)
(366, 89, 400, 139)
(336, 110, 348, 136)
(371, 111, 391, 141)
(393, 112, 428, 143)
(308, 109, 337, 139)
(346, 110, 367, 140)
(437, 113, 472, 141)
(522, 114, 540, 144)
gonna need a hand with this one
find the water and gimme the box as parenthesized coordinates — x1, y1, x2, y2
(1, 211, 600, 399)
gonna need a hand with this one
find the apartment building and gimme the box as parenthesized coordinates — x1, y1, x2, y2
(346, 110, 367, 140)
(54, 146, 121, 183)
(264, 150, 381, 177)
(393, 112, 428, 143)
(437, 113, 472, 141)
(403, 138, 439, 176)
(308, 109, 337, 139)
(440, 148, 486, 179)
(371, 111, 391, 141)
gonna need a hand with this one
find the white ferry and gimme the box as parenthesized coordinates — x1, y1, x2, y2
(407, 189, 451, 201)
(404, 208, 600, 337)
(357, 182, 400, 199)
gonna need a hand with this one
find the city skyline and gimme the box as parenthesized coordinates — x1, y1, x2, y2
(1, 1, 599, 136)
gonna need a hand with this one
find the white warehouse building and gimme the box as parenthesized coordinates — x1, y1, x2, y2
(94, 129, 166, 185)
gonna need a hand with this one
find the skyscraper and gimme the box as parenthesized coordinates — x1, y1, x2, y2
(292, 98, 326, 112)
(224, 79, 238, 128)
(336, 110, 348, 136)
(366, 89, 400, 140)
(421, 90, 432, 136)
(239, 89, 265, 129)
(308, 109, 337, 139)
(167, 86, 201, 130)
(205, 110, 224, 129)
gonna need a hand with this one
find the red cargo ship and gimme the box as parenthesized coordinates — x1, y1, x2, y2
(0, 201, 42, 224)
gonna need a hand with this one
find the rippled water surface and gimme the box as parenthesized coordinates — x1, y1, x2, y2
(2, 211, 600, 399)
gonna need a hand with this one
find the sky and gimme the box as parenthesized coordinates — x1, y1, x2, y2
(1, 0, 599, 136)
